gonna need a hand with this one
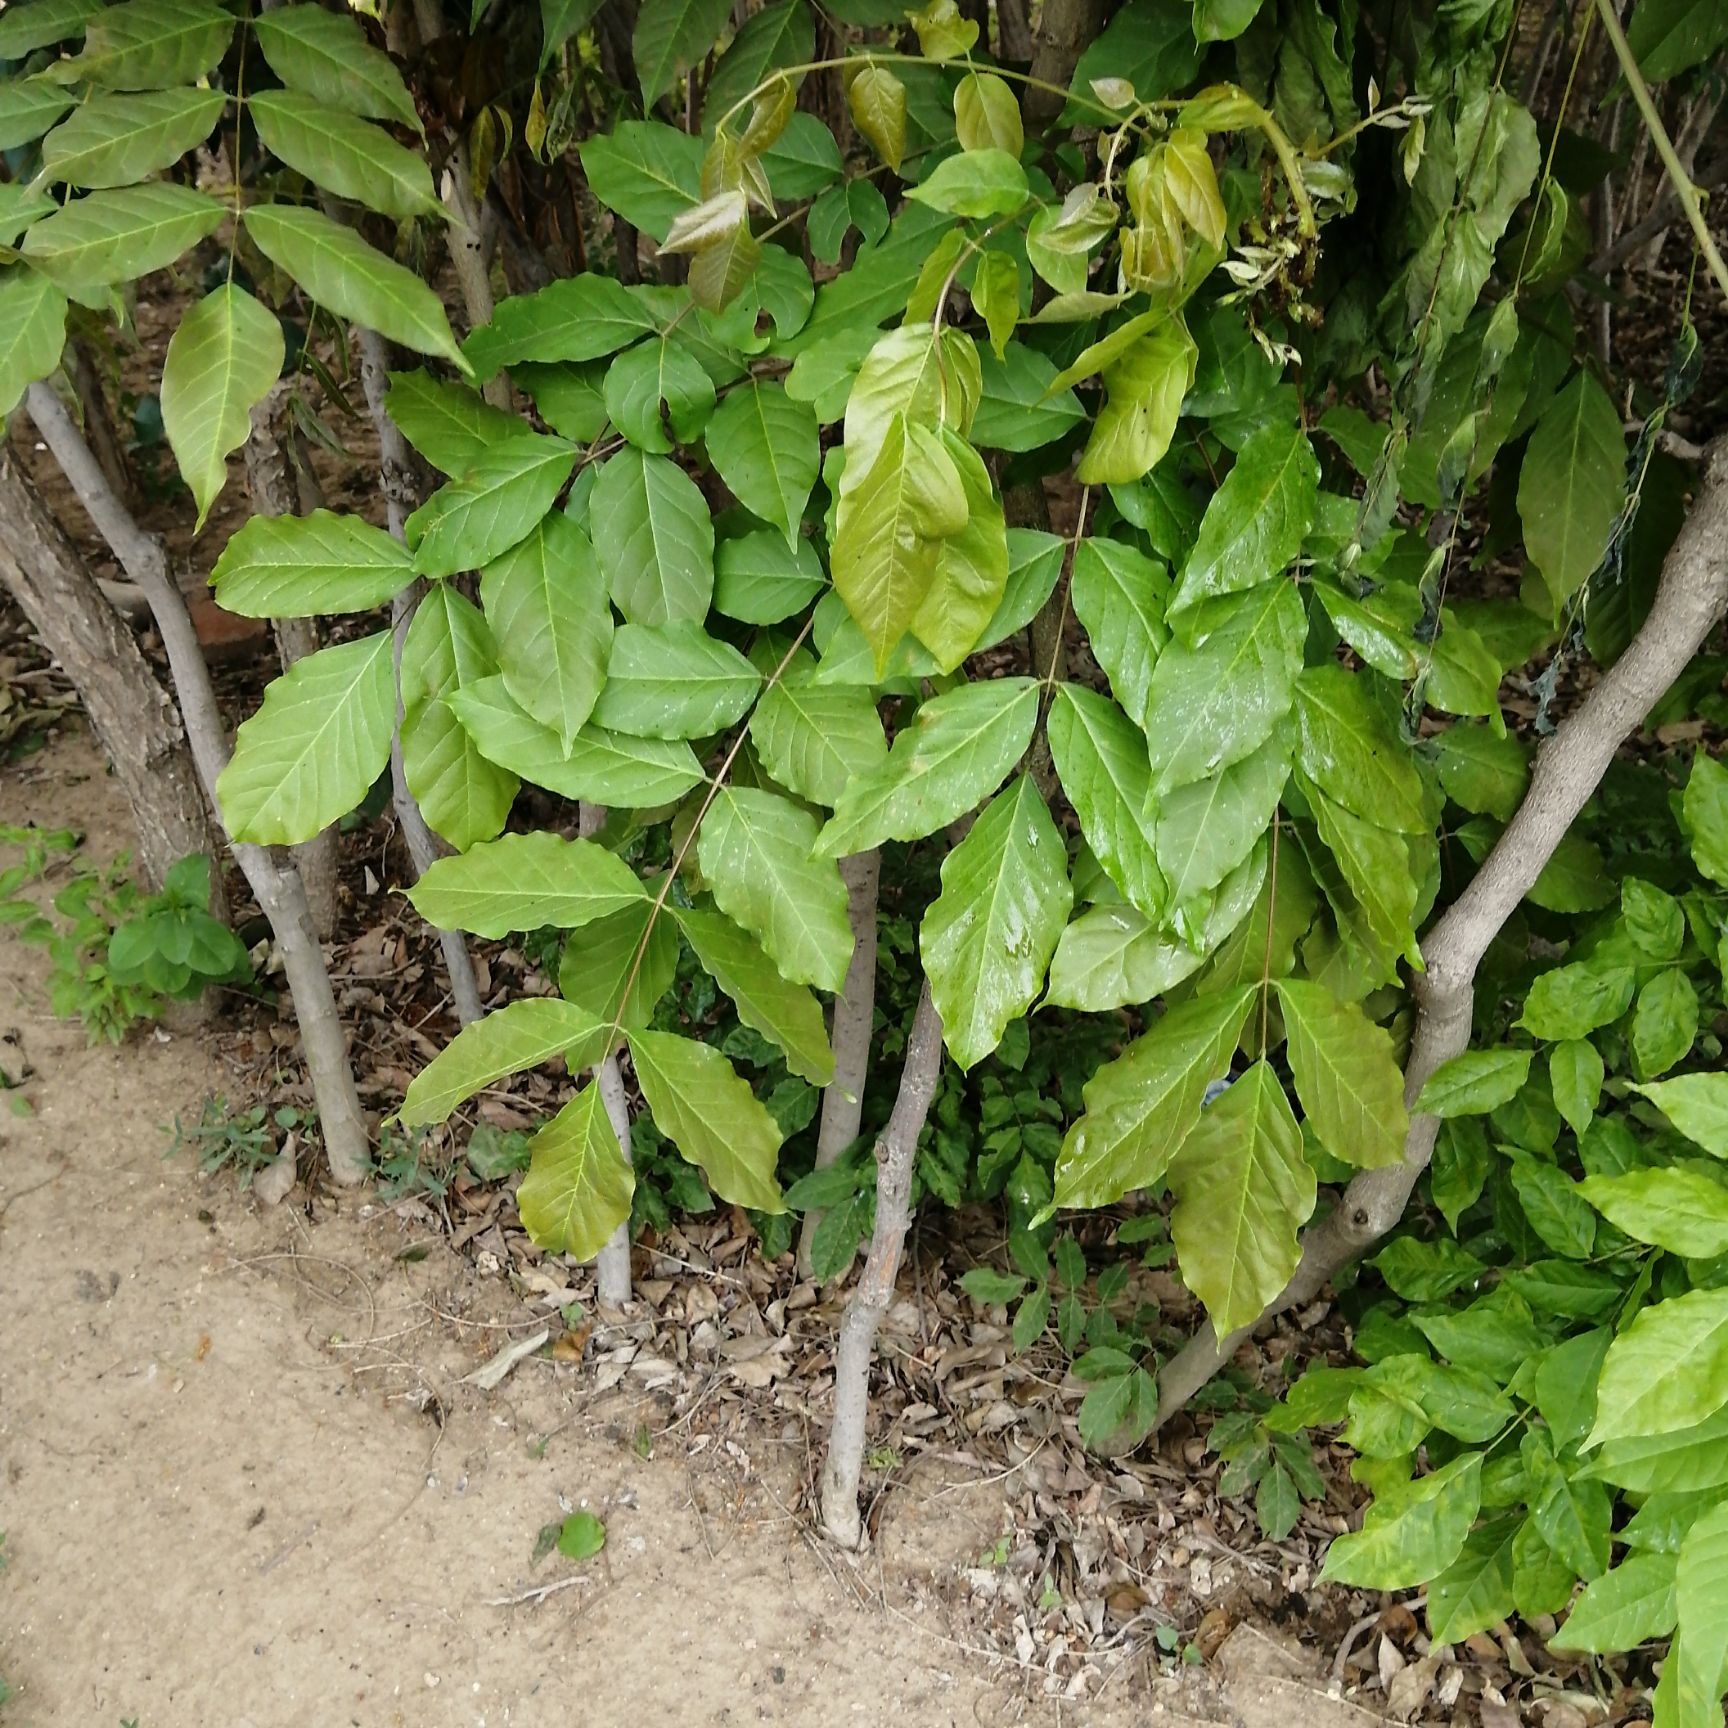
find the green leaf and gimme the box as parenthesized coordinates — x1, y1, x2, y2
(1075, 320, 1198, 486)
(557, 1510, 606, 1561)
(1293, 663, 1426, 834)
(1046, 684, 1164, 917)
(39, 88, 225, 188)
(846, 64, 905, 172)
(0, 0, 106, 59)
(1517, 371, 1626, 615)
(1068, 537, 1168, 727)
(23, 183, 223, 289)
(385, 369, 522, 477)
(1416, 1049, 1533, 1118)
(1168, 1061, 1315, 1335)
(1277, 979, 1408, 1171)
(703, 2, 813, 127)
(1580, 1168, 1728, 1258)
(972, 343, 1085, 453)
(909, 429, 1008, 674)
(817, 678, 1039, 856)
(43, 0, 232, 89)
(1143, 581, 1305, 798)
(633, 0, 731, 105)
(1427, 1520, 1518, 1645)
(591, 620, 759, 740)
(216, 631, 395, 845)
(0, 78, 74, 152)
(516, 361, 607, 443)
(921, 777, 1071, 1070)
(1170, 423, 1318, 618)
(1067, 0, 1201, 113)
(1373, 1236, 1486, 1301)
(1550, 1039, 1604, 1139)
(479, 513, 610, 750)
(1528, 829, 1616, 912)
(1682, 752, 1728, 887)
(248, 90, 441, 221)
(407, 432, 576, 578)
(1627, 0, 1728, 87)
(517, 1084, 634, 1259)
(705, 380, 818, 545)
(1432, 723, 1528, 820)
(1553, 1551, 1678, 1653)
(1519, 961, 1638, 1041)
(161, 284, 284, 532)
(1587, 1290, 1728, 1450)
(590, 445, 716, 626)
(464, 274, 659, 377)
(450, 676, 703, 806)
(1049, 988, 1254, 1212)
(1634, 970, 1700, 1079)
(400, 998, 608, 1126)
(1528, 1432, 1613, 1580)
(1304, 781, 1422, 972)
(407, 831, 646, 937)
(1635, 1074, 1728, 1158)
(243, 204, 466, 370)
(210, 509, 412, 616)
(579, 120, 702, 243)
(252, 5, 422, 132)
(907, 147, 1028, 220)
(699, 786, 852, 993)
(1194, 0, 1265, 40)
(629, 1029, 784, 1211)
(674, 902, 833, 1085)
(953, 70, 1022, 155)
(1321, 1453, 1482, 1590)
(603, 335, 715, 452)
(555, 900, 676, 1036)
(749, 673, 885, 807)
(0, 265, 67, 422)
(1676, 1501, 1728, 1723)
(1590, 1404, 1728, 1494)
(1624, 877, 1687, 961)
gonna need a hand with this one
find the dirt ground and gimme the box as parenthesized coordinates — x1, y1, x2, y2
(0, 738, 1381, 1728)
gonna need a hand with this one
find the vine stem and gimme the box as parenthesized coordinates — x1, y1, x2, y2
(1592, 0, 1728, 304)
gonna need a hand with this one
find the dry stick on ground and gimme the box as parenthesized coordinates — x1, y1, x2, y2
(354, 329, 486, 1029)
(0, 450, 218, 898)
(821, 979, 945, 1548)
(1155, 437, 1728, 1424)
(245, 385, 340, 938)
(22, 381, 372, 1184)
(797, 850, 882, 1277)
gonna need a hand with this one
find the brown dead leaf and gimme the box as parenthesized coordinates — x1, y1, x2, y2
(551, 1320, 593, 1363)
(1196, 1605, 1232, 1661)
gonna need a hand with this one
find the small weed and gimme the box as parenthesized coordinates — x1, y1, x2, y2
(864, 1444, 901, 1472)
(372, 1123, 456, 1201)
(169, 1097, 311, 1189)
(632, 1423, 654, 1459)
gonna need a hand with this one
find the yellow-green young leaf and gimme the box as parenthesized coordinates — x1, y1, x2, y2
(910, 428, 1009, 673)
(210, 508, 413, 616)
(687, 221, 762, 313)
(0, 78, 74, 152)
(922, 777, 1071, 1070)
(216, 631, 397, 845)
(449, 675, 704, 806)
(970, 249, 1019, 361)
(39, 88, 225, 188)
(628, 1029, 785, 1211)
(1276, 979, 1409, 1170)
(816, 677, 1039, 856)
(1634, 969, 1701, 1079)
(591, 620, 759, 740)
(1168, 1060, 1315, 1335)
(42, 0, 233, 89)
(1048, 986, 1255, 1212)
(674, 901, 834, 1085)
(252, 5, 422, 132)
(1577, 1169, 1728, 1260)
(22, 183, 223, 289)
(705, 380, 819, 546)
(1551, 1552, 1678, 1654)
(831, 412, 965, 674)
(399, 583, 517, 851)
(1068, 537, 1169, 727)
(516, 1084, 635, 1260)
(750, 674, 886, 808)
(954, 71, 1022, 156)
(385, 369, 522, 476)
(841, 324, 981, 488)
(1517, 370, 1627, 616)
(1675, 1503, 1728, 1725)
(556, 900, 677, 1037)
(1550, 1038, 1604, 1139)
(1075, 318, 1197, 486)
(1142, 581, 1305, 797)
(1305, 779, 1422, 971)
(909, 0, 976, 58)
(1684, 748, 1728, 887)
(1162, 126, 1226, 246)
(1427, 1520, 1519, 1646)
(1170, 421, 1319, 618)
(406, 432, 577, 578)
(161, 284, 285, 532)
(660, 189, 749, 258)
(0, 265, 68, 422)
(1046, 683, 1164, 918)
(907, 148, 1028, 221)
(1321, 1453, 1482, 1590)
(1587, 1290, 1728, 1450)
(243, 204, 467, 371)
(632, 0, 732, 106)
(1415, 1048, 1534, 1117)
(697, 786, 853, 993)
(407, 830, 647, 937)
(847, 64, 906, 172)
(399, 997, 609, 1126)
(590, 446, 716, 626)
(1632, 1073, 1728, 1157)
(479, 513, 610, 750)
(0, 0, 106, 60)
